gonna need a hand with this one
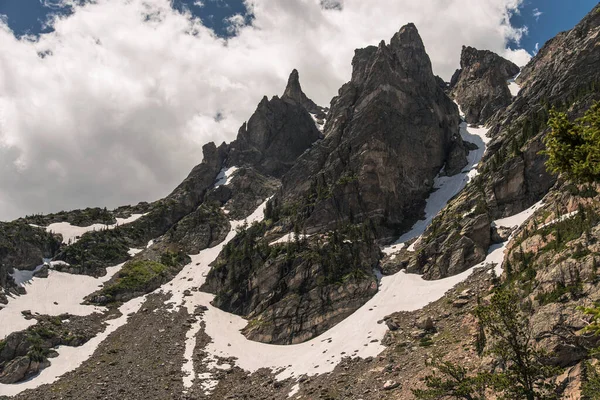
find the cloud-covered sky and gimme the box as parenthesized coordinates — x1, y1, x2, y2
(0, 0, 585, 220)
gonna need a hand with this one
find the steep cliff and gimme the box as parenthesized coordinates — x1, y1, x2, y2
(273, 24, 466, 240)
(202, 23, 468, 344)
(451, 46, 520, 125)
(397, 5, 600, 280)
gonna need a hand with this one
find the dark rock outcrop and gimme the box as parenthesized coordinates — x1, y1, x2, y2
(160, 204, 230, 255)
(202, 224, 381, 344)
(484, 3, 600, 217)
(0, 314, 106, 383)
(401, 4, 600, 280)
(0, 222, 61, 273)
(227, 72, 322, 178)
(203, 23, 467, 345)
(275, 23, 465, 240)
(0, 222, 61, 298)
(207, 167, 281, 220)
(282, 69, 325, 118)
(451, 46, 520, 125)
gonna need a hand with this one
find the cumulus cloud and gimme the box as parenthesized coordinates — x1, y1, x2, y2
(0, 0, 531, 220)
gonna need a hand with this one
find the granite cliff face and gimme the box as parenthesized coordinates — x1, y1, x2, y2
(226, 74, 322, 179)
(202, 225, 381, 344)
(451, 46, 520, 125)
(273, 24, 466, 240)
(201, 23, 469, 344)
(396, 6, 600, 280)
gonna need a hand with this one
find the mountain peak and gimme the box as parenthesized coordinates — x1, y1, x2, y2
(390, 22, 424, 50)
(281, 69, 320, 114)
(282, 69, 301, 99)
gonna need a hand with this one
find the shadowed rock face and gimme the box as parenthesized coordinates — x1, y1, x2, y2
(278, 23, 465, 240)
(451, 46, 520, 125)
(282, 69, 326, 118)
(398, 5, 600, 281)
(227, 71, 322, 179)
(0, 222, 61, 297)
(202, 23, 466, 345)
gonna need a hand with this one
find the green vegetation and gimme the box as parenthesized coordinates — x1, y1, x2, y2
(102, 259, 168, 298)
(412, 358, 488, 400)
(544, 102, 600, 183)
(415, 289, 559, 400)
(211, 221, 378, 309)
(540, 206, 598, 252)
(419, 335, 434, 348)
(580, 304, 600, 399)
(582, 361, 600, 399)
(57, 228, 132, 271)
(581, 302, 600, 339)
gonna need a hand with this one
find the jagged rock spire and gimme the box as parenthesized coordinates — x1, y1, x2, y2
(281, 69, 321, 115)
(451, 46, 520, 124)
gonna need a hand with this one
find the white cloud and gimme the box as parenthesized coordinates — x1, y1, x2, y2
(533, 8, 543, 21)
(503, 47, 533, 67)
(0, 0, 531, 220)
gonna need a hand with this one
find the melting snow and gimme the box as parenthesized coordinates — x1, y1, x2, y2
(383, 122, 489, 255)
(0, 262, 125, 339)
(269, 232, 310, 245)
(214, 166, 239, 188)
(0, 296, 144, 397)
(46, 213, 147, 244)
(493, 200, 543, 229)
(507, 73, 521, 97)
(0, 116, 547, 396)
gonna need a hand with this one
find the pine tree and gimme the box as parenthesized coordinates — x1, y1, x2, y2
(543, 102, 600, 182)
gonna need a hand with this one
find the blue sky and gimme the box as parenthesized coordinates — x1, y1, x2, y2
(509, 0, 599, 52)
(0, 0, 252, 38)
(1, 0, 597, 53)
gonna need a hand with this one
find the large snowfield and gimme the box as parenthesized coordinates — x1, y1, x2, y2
(0, 122, 545, 397)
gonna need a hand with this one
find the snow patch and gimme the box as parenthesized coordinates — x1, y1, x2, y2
(128, 248, 143, 256)
(310, 112, 326, 133)
(0, 296, 144, 396)
(46, 213, 147, 244)
(150, 198, 478, 388)
(493, 200, 543, 228)
(214, 166, 239, 188)
(269, 233, 310, 245)
(490, 200, 545, 275)
(0, 263, 124, 339)
(507, 72, 521, 97)
(383, 122, 488, 255)
(289, 383, 300, 397)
